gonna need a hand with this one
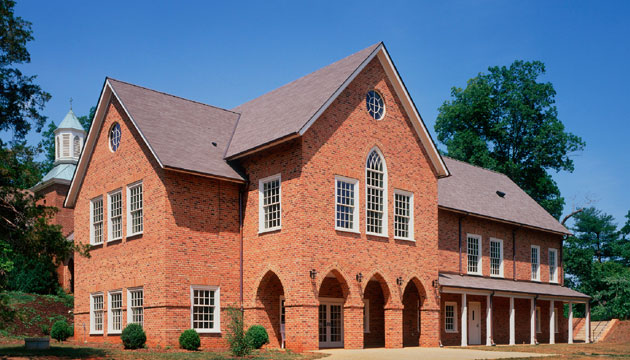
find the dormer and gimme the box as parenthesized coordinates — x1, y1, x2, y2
(54, 109, 86, 164)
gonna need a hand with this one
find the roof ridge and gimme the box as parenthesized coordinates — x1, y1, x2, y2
(442, 155, 511, 179)
(106, 77, 241, 116)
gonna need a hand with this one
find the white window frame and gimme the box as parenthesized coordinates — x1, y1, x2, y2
(393, 189, 414, 241)
(258, 174, 282, 233)
(365, 147, 388, 237)
(467, 234, 482, 275)
(108, 290, 123, 334)
(334, 176, 360, 233)
(90, 196, 104, 245)
(127, 287, 144, 327)
(444, 301, 458, 333)
(108, 189, 123, 242)
(363, 299, 370, 333)
(90, 292, 104, 334)
(489, 238, 504, 278)
(531, 245, 541, 281)
(190, 285, 220, 333)
(549, 248, 558, 283)
(126, 181, 143, 236)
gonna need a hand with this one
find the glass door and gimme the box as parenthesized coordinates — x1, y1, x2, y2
(319, 301, 344, 348)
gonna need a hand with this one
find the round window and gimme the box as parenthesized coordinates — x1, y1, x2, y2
(366, 90, 385, 120)
(109, 123, 121, 152)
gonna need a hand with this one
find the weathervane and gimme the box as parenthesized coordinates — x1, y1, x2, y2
(69, 97, 73, 110)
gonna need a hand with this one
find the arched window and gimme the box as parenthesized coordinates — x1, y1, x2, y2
(73, 136, 81, 157)
(366, 148, 387, 235)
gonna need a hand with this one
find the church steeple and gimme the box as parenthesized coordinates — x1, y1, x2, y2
(54, 108, 86, 165)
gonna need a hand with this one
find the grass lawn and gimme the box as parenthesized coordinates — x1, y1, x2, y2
(468, 342, 630, 359)
(0, 339, 327, 359)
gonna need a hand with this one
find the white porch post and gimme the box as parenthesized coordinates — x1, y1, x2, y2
(461, 293, 468, 347)
(585, 302, 591, 343)
(568, 302, 573, 344)
(509, 296, 515, 345)
(549, 300, 555, 344)
(530, 298, 536, 345)
(486, 294, 492, 346)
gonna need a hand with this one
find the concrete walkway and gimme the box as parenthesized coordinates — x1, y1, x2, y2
(316, 347, 552, 360)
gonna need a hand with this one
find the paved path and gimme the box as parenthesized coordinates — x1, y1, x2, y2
(316, 347, 552, 360)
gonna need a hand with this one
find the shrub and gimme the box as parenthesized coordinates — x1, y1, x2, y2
(121, 323, 146, 349)
(40, 324, 50, 336)
(245, 325, 269, 349)
(50, 320, 71, 342)
(225, 307, 252, 357)
(179, 329, 201, 350)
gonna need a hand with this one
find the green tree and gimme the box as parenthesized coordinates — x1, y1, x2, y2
(435, 60, 585, 218)
(40, 106, 95, 173)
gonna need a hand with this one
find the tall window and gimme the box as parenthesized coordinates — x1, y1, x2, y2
(394, 190, 413, 240)
(549, 248, 558, 283)
(444, 302, 457, 332)
(108, 190, 122, 241)
(62, 134, 70, 157)
(366, 149, 386, 235)
(467, 234, 482, 275)
(128, 288, 144, 327)
(490, 238, 503, 277)
(259, 174, 281, 232)
(531, 245, 540, 281)
(108, 291, 123, 333)
(73, 136, 81, 157)
(335, 176, 359, 232)
(91, 197, 103, 245)
(90, 293, 104, 334)
(127, 182, 143, 236)
(191, 286, 220, 332)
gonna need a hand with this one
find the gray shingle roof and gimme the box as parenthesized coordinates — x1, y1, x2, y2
(108, 79, 244, 181)
(439, 273, 589, 299)
(438, 157, 570, 235)
(226, 43, 381, 158)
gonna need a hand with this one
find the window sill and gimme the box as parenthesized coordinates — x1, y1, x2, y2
(108, 330, 122, 335)
(467, 272, 483, 276)
(107, 238, 122, 243)
(335, 227, 360, 234)
(127, 232, 143, 237)
(89, 331, 103, 335)
(445, 329, 458, 333)
(195, 329, 221, 334)
(490, 274, 504, 278)
(549, 280, 559, 284)
(259, 227, 281, 234)
(531, 279, 541, 282)
(394, 237, 415, 242)
(366, 232, 388, 238)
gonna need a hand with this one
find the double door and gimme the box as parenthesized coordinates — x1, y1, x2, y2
(319, 300, 343, 348)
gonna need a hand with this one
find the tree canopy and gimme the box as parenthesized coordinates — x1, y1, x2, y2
(435, 60, 585, 219)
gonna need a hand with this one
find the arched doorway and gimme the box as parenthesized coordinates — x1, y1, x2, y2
(318, 270, 349, 348)
(255, 271, 285, 348)
(402, 278, 425, 347)
(363, 273, 390, 348)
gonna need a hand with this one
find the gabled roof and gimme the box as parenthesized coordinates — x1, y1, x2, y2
(438, 157, 570, 235)
(56, 109, 84, 132)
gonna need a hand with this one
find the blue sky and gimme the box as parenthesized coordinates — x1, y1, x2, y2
(10, 0, 630, 227)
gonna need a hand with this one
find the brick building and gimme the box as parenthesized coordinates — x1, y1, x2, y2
(63, 42, 589, 350)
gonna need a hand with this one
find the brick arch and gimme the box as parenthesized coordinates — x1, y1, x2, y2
(361, 271, 395, 307)
(402, 276, 425, 347)
(253, 269, 286, 348)
(400, 277, 427, 302)
(317, 268, 352, 301)
(252, 266, 290, 305)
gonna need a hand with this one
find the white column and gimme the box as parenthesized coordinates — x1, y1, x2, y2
(486, 294, 492, 346)
(509, 296, 515, 345)
(568, 302, 573, 344)
(461, 293, 468, 347)
(530, 298, 536, 345)
(549, 300, 555, 344)
(585, 302, 591, 343)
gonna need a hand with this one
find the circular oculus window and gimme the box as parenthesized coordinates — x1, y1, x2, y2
(366, 90, 385, 120)
(109, 123, 121, 152)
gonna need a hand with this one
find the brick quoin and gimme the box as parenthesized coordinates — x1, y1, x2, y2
(71, 53, 578, 351)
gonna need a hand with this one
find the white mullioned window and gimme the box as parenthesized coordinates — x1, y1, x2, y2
(191, 285, 220, 333)
(467, 234, 482, 275)
(549, 248, 558, 283)
(90, 197, 104, 245)
(259, 174, 281, 232)
(531, 245, 541, 281)
(108, 291, 123, 333)
(108, 190, 122, 241)
(90, 293, 104, 334)
(490, 238, 504, 277)
(366, 148, 387, 236)
(394, 190, 414, 240)
(445, 301, 457, 332)
(363, 299, 370, 333)
(127, 287, 144, 327)
(335, 176, 359, 232)
(127, 181, 143, 236)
